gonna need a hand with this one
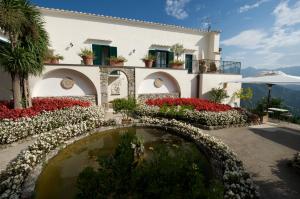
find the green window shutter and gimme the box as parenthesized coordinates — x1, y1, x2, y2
(149, 50, 156, 67)
(92, 44, 101, 65)
(168, 51, 174, 67)
(109, 46, 117, 58)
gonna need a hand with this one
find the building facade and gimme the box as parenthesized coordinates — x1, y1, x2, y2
(0, 7, 242, 106)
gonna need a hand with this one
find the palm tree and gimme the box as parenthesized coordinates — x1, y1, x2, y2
(19, 1, 49, 107)
(0, 0, 27, 108)
(0, 0, 48, 108)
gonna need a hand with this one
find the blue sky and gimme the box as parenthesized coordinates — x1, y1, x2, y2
(31, 0, 300, 69)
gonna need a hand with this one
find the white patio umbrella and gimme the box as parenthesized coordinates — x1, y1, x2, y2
(227, 71, 300, 109)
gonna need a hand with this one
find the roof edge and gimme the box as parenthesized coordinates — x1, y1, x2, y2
(37, 6, 221, 34)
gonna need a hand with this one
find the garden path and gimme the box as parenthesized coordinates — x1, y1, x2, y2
(208, 122, 300, 199)
(0, 110, 120, 173)
(0, 138, 36, 172)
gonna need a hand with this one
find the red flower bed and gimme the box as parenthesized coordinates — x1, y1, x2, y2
(145, 98, 233, 112)
(0, 98, 91, 120)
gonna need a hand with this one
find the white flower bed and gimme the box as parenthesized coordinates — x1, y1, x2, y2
(0, 106, 113, 199)
(139, 117, 259, 199)
(0, 106, 104, 144)
(136, 104, 248, 127)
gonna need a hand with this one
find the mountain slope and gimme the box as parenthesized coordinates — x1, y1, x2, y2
(241, 66, 300, 116)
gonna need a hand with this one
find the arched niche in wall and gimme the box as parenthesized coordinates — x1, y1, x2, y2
(107, 70, 128, 102)
(32, 68, 97, 98)
(137, 72, 181, 98)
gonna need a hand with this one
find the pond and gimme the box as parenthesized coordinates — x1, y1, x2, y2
(34, 127, 213, 199)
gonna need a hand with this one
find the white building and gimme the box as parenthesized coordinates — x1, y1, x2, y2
(0, 7, 242, 106)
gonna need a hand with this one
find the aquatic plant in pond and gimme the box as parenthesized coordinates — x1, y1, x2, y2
(76, 133, 223, 199)
(34, 127, 217, 199)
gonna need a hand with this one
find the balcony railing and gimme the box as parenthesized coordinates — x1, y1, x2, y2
(194, 59, 241, 75)
(44, 59, 241, 75)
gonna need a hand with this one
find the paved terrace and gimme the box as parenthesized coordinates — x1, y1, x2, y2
(208, 122, 300, 199)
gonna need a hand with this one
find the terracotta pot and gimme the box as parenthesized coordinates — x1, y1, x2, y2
(209, 62, 218, 72)
(171, 63, 183, 69)
(50, 58, 59, 64)
(44, 59, 51, 64)
(143, 60, 153, 68)
(110, 61, 124, 67)
(122, 118, 132, 125)
(82, 55, 93, 65)
(200, 65, 208, 73)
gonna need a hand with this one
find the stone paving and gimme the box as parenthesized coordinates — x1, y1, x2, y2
(208, 122, 300, 199)
(0, 138, 36, 172)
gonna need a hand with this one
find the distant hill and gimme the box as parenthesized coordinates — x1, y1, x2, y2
(241, 66, 300, 116)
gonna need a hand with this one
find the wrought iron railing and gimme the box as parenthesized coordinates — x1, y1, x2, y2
(194, 59, 241, 75)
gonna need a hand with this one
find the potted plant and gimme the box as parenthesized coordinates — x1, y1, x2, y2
(170, 60, 185, 69)
(199, 60, 208, 73)
(112, 97, 136, 124)
(50, 54, 64, 64)
(209, 62, 218, 72)
(170, 43, 185, 69)
(142, 54, 156, 68)
(44, 49, 63, 64)
(79, 48, 94, 65)
(108, 56, 127, 67)
(44, 49, 54, 64)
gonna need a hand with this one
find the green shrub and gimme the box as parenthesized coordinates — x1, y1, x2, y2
(76, 133, 223, 199)
(159, 105, 193, 119)
(112, 98, 136, 119)
(208, 88, 229, 103)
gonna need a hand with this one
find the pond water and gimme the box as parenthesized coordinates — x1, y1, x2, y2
(34, 127, 212, 199)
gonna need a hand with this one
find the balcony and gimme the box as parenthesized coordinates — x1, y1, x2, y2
(196, 59, 241, 75)
(44, 59, 241, 75)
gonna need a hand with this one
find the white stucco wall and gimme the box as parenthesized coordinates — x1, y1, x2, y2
(199, 74, 242, 106)
(107, 71, 128, 102)
(135, 68, 198, 98)
(40, 8, 220, 68)
(30, 65, 101, 104)
(138, 72, 180, 94)
(0, 71, 12, 101)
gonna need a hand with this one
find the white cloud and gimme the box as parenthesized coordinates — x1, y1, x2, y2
(273, 0, 300, 28)
(239, 0, 269, 13)
(222, 30, 267, 49)
(165, 0, 190, 19)
(223, 1, 300, 68)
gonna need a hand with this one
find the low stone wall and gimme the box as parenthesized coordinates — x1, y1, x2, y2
(37, 95, 97, 105)
(138, 93, 179, 101)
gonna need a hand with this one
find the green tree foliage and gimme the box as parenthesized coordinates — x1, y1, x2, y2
(76, 133, 224, 199)
(0, 0, 49, 108)
(208, 88, 229, 103)
(253, 97, 283, 116)
(170, 43, 185, 60)
(234, 88, 253, 101)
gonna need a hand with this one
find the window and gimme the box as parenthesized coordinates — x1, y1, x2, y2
(92, 44, 117, 66)
(157, 51, 168, 68)
(185, 54, 193, 73)
(149, 50, 174, 68)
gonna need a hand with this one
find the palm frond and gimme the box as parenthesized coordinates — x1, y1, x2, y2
(0, 0, 27, 38)
(0, 44, 35, 74)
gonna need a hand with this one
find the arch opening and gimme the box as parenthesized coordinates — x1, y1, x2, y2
(32, 68, 97, 99)
(137, 72, 181, 100)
